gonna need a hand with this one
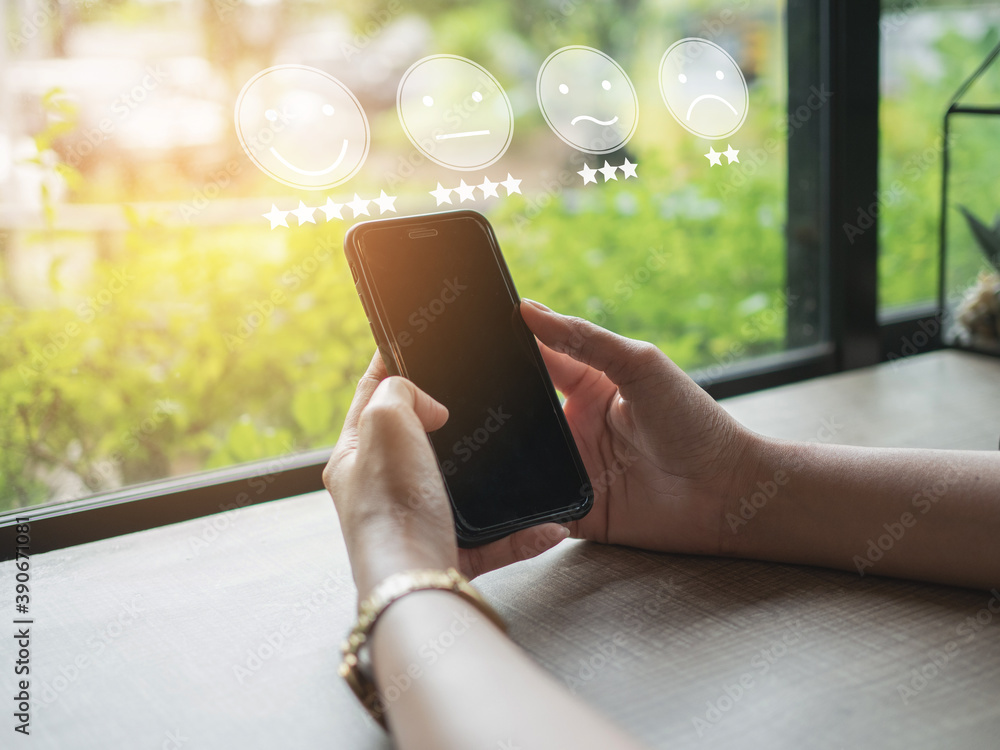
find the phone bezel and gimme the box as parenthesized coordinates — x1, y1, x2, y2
(343, 209, 594, 547)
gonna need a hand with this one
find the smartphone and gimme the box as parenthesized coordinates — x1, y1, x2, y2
(344, 209, 593, 547)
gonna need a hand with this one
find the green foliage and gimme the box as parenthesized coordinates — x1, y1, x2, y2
(5, 3, 996, 511)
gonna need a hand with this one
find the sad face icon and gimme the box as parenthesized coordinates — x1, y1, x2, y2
(659, 38, 749, 140)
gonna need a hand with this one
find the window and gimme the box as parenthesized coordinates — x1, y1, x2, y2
(878, 0, 1000, 311)
(2, 0, 806, 518)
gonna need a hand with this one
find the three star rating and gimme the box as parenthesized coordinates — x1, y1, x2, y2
(705, 144, 740, 167)
(263, 190, 397, 230)
(431, 174, 522, 207)
(578, 158, 638, 185)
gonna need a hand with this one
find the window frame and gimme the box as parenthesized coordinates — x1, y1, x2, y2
(0, 0, 941, 560)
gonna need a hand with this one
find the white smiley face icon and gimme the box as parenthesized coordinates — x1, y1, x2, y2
(235, 64, 370, 190)
(397, 55, 513, 171)
(659, 38, 749, 140)
(536, 46, 638, 154)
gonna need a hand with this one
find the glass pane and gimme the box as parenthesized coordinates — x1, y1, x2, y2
(1, 0, 793, 511)
(942, 55, 1000, 353)
(878, 0, 1000, 310)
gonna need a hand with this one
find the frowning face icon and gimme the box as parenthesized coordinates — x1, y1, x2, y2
(235, 65, 370, 190)
(658, 38, 749, 140)
(536, 46, 638, 155)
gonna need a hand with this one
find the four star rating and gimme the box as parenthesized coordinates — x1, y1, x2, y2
(263, 190, 398, 230)
(705, 144, 740, 167)
(578, 158, 638, 185)
(431, 174, 521, 206)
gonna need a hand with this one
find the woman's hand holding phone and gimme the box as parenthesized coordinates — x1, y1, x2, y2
(519, 299, 757, 558)
(326, 297, 760, 601)
(323, 352, 570, 600)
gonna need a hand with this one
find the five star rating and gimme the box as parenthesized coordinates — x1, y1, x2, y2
(263, 190, 397, 230)
(704, 145, 740, 167)
(431, 174, 522, 206)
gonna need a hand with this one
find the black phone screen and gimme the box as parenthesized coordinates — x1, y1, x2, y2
(356, 213, 589, 534)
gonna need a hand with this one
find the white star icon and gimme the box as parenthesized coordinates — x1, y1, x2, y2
(372, 190, 397, 215)
(319, 198, 343, 221)
(430, 182, 453, 206)
(291, 200, 316, 225)
(578, 164, 598, 185)
(598, 161, 618, 181)
(262, 204, 289, 230)
(619, 158, 638, 179)
(455, 179, 477, 203)
(346, 193, 371, 218)
(724, 145, 740, 164)
(479, 176, 499, 199)
(500, 173, 522, 195)
(705, 147, 723, 167)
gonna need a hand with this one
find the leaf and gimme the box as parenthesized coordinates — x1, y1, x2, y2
(957, 205, 1000, 273)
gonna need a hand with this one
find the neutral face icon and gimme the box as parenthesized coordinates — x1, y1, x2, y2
(536, 46, 638, 155)
(397, 55, 514, 171)
(235, 64, 370, 190)
(659, 38, 749, 140)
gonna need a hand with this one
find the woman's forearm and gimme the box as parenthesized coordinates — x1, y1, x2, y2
(724, 437, 1000, 589)
(370, 589, 649, 750)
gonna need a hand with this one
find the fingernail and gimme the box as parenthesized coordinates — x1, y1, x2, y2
(558, 525, 571, 540)
(522, 298, 552, 312)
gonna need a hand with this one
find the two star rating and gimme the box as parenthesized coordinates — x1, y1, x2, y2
(263, 190, 397, 229)
(705, 144, 740, 167)
(578, 158, 638, 185)
(431, 173, 522, 207)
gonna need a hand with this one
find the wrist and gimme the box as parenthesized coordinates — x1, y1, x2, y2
(349, 527, 456, 600)
(716, 429, 784, 559)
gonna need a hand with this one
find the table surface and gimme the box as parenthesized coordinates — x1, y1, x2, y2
(3, 350, 999, 749)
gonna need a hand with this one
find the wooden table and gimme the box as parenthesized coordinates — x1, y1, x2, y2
(3, 350, 999, 749)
